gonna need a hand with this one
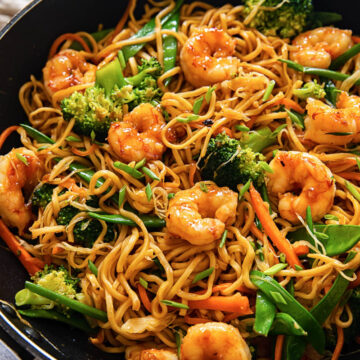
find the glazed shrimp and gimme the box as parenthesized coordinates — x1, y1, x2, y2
(43, 49, 96, 95)
(0, 148, 44, 234)
(267, 151, 335, 224)
(291, 27, 353, 68)
(108, 103, 166, 163)
(166, 183, 238, 245)
(180, 322, 251, 360)
(140, 349, 178, 360)
(304, 92, 360, 145)
(180, 27, 239, 87)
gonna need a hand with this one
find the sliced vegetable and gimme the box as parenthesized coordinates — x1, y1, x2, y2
(88, 260, 98, 276)
(142, 167, 160, 181)
(269, 313, 307, 337)
(324, 80, 341, 106)
(264, 263, 288, 276)
(219, 230, 228, 248)
(192, 267, 214, 284)
(262, 80, 275, 102)
(113, 161, 144, 179)
(161, 300, 189, 309)
(285, 109, 304, 129)
(254, 291, 276, 336)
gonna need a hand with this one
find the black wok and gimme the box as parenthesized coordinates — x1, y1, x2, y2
(0, 0, 359, 359)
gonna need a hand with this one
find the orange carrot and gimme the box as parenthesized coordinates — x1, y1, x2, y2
(60, 178, 87, 197)
(137, 283, 151, 312)
(338, 172, 360, 181)
(110, 0, 133, 42)
(352, 36, 360, 44)
(189, 162, 196, 187)
(249, 184, 302, 269)
(0, 219, 44, 275)
(223, 312, 243, 322)
(184, 315, 211, 325)
(213, 126, 233, 138)
(331, 326, 344, 360)
(294, 244, 310, 256)
(71, 144, 97, 156)
(275, 98, 305, 114)
(49, 33, 91, 58)
(0, 125, 19, 150)
(188, 293, 252, 314)
(43, 254, 52, 266)
(52, 245, 65, 255)
(349, 270, 360, 289)
(274, 335, 285, 360)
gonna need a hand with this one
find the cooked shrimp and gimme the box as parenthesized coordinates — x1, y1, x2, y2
(267, 151, 335, 224)
(180, 322, 251, 360)
(304, 92, 360, 145)
(0, 148, 44, 234)
(43, 49, 96, 95)
(108, 103, 166, 163)
(291, 27, 353, 68)
(140, 349, 178, 360)
(166, 183, 237, 245)
(180, 27, 238, 87)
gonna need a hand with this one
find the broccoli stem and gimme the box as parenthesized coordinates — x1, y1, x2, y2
(18, 309, 94, 333)
(279, 59, 360, 86)
(125, 67, 160, 86)
(15, 289, 51, 306)
(25, 281, 108, 322)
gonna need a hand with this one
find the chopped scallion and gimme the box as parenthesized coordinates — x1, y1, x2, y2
(205, 86, 216, 103)
(113, 161, 144, 179)
(199, 183, 208, 193)
(15, 153, 28, 166)
(176, 115, 199, 123)
(238, 179, 251, 201)
(264, 263, 287, 276)
(294, 265, 303, 271)
(118, 186, 126, 207)
(193, 96, 204, 115)
(259, 161, 274, 173)
(262, 80, 275, 102)
(142, 167, 160, 181)
(145, 183, 153, 201)
(161, 300, 189, 309)
(345, 180, 360, 202)
(135, 158, 146, 169)
(139, 277, 148, 289)
(235, 124, 250, 132)
(66, 136, 81, 142)
(324, 214, 339, 221)
(192, 267, 214, 284)
(219, 229, 228, 248)
(168, 193, 175, 200)
(88, 260, 98, 276)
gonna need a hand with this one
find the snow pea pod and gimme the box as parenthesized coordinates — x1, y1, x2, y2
(269, 313, 307, 337)
(287, 224, 360, 256)
(250, 270, 325, 354)
(254, 291, 276, 336)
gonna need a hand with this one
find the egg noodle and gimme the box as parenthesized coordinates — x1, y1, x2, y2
(9, 0, 360, 357)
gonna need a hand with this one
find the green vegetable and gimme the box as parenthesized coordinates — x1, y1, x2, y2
(88, 260, 98, 276)
(324, 214, 339, 221)
(293, 80, 325, 100)
(254, 291, 276, 336)
(279, 59, 360, 86)
(145, 183, 153, 201)
(15, 153, 29, 166)
(242, 0, 313, 38)
(198, 133, 266, 190)
(88, 212, 165, 229)
(31, 183, 56, 208)
(238, 179, 251, 201)
(139, 277, 148, 289)
(199, 182, 208, 193)
(192, 267, 214, 284)
(168, 193, 175, 200)
(176, 114, 199, 123)
(219, 229, 228, 248)
(18, 309, 94, 333)
(118, 186, 127, 207)
(142, 167, 160, 181)
(114, 161, 144, 179)
(330, 43, 360, 70)
(121, 0, 184, 61)
(250, 270, 325, 353)
(20, 124, 55, 144)
(288, 224, 360, 257)
(239, 124, 287, 153)
(174, 329, 182, 358)
(160, 300, 189, 309)
(269, 313, 307, 336)
(25, 281, 107, 322)
(262, 80, 275, 101)
(162, 11, 180, 86)
(135, 158, 147, 169)
(235, 124, 250, 132)
(345, 181, 360, 202)
(66, 136, 81, 142)
(305, 205, 314, 233)
(193, 96, 204, 115)
(285, 109, 304, 129)
(264, 263, 287, 276)
(324, 80, 340, 107)
(205, 86, 216, 103)
(356, 158, 360, 172)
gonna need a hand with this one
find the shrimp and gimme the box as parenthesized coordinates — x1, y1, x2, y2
(304, 92, 360, 145)
(166, 183, 238, 245)
(140, 349, 178, 360)
(180, 27, 239, 87)
(180, 322, 251, 360)
(108, 103, 166, 163)
(267, 151, 335, 224)
(291, 27, 353, 68)
(0, 148, 44, 234)
(43, 49, 96, 95)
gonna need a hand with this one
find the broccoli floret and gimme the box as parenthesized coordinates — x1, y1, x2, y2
(242, 0, 313, 38)
(60, 57, 163, 140)
(198, 133, 266, 190)
(293, 81, 326, 100)
(31, 183, 56, 208)
(57, 197, 115, 248)
(15, 265, 80, 313)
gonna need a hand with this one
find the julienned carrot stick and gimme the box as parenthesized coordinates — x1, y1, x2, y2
(275, 98, 305, 114)
(60, 178, 87, 197)
(294, 244, 310, 256)
(223, 312, 243, 322)
(249, 184, 302, 269)
(0, 219, 44, 275)
(137, 283, 151, 312)
(0, 126, 19, 150)
(184, 315, 211, 325)
(49, 33, 91, 58)
(274, 335, 285, 360)
(338, 172, 360, 181)
(72, 144, 97, 156)
(188, 293, 252, 314)
(332, 326, 344, 360)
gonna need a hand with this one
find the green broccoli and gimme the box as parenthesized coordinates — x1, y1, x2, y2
(293, 81, 326, 100)
(198, 133, 267, 190)
(57, 197, 115, 248)
(15, 265, 80, 311)
(31, 183, 56, 208)
(242, 0, 313, 38)
(60, 57, 163, 140)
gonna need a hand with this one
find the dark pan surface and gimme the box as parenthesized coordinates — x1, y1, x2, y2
(0, 0, 359, 359)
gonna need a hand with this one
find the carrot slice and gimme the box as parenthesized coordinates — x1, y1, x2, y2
(184, 315, 211, 325)
(331, 326, 344, 360)
(0, 219, 44, 275)
(188, 293, 252, 314)
(0, 126, 19, 150)
(249, 184, 302, 269)
(338, 172, 360, 181)
(71, 144, 97, 156)
(60, 178, 87, 197)
(52, 245, 65, 255)
(275, 335, 285, 360)
(137, 283, 151, 312)
(274, 98, 305, 114)
(49, 33, 91, 58)
(352, 36, 360, 44)
(294, 244, 310, 256)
